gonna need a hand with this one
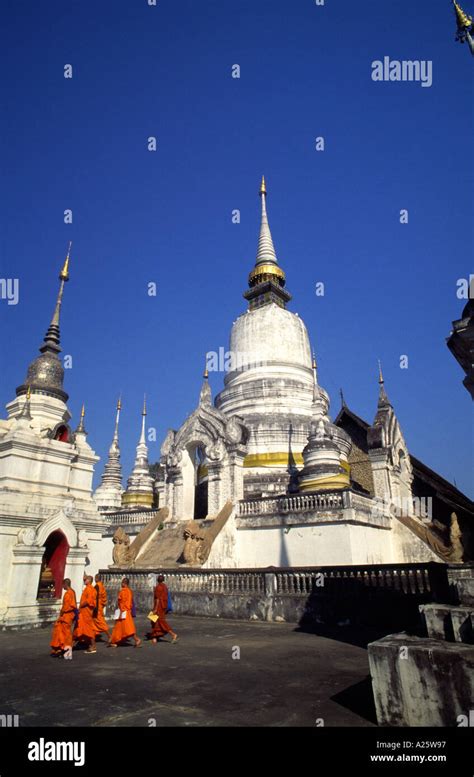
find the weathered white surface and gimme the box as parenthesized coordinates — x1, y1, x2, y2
(368, 633, 474, 726)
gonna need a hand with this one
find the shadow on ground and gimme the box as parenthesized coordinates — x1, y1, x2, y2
(331, 675, 378, 725)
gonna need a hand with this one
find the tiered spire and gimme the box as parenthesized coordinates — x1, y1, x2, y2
(255, 176, 278, 265)
(17, 243, 72, 402)
(94, 397, 124, 511)
(243, 178, 291, 310)
(122, 396, 154, 508)
(41, 242, 71, 354)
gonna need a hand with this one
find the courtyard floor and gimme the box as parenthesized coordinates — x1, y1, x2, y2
(0, 615, 379, 727)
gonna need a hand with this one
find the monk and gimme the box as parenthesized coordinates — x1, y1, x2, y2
(73, 575, 98, 654)
(93, 574, 109, 641)
(108, 578, 141, 648)
(149, 575, 178, 644)
(50, 579, 77, 657)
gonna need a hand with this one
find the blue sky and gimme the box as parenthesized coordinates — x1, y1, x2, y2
(1, 0, 473, 496)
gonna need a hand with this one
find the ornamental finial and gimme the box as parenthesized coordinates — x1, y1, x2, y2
(378, 360, 384, 385)
(60, 241, 72, 282)
(453, 1, 474, 54)
(259, 175, 266, 196)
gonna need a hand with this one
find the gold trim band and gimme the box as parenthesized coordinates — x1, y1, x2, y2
(244, 452, 304, 468)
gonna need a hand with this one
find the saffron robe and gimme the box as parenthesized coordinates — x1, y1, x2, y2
(150, 583, 173, 638)
(50, 588, 77, 650)
(73, 584, 98, 642)
(110, 587, 136, 643)
(93, 581, 109, 634)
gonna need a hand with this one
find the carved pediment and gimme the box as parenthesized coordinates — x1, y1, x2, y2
(164, 402, 247, 467)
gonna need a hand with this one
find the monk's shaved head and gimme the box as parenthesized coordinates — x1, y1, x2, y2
(63, 578, 71, 587)
(85, 575, 93, 584)
(122, 578, 129, 586)
(95, 574, 101, 581)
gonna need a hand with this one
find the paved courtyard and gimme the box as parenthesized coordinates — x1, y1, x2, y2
(0, 615, 378, 727)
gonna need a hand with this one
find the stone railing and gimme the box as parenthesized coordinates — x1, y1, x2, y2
(273, 564, 440, 597)
(100, 562, 450, 629)
(239, 490, 349, 517)
(103, 510, 160, 535)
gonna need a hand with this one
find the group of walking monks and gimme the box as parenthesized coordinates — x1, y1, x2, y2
(50, 574, 178, 657)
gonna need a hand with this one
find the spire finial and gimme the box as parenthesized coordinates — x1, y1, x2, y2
(453, 0, 473, 28)
(75, 402, 86, 435)
(203, 356, 209, 380)
(41, 243, 73, 353)
(255, 176, 278, 266)
(60, 241, 72, 282)
(377, 361, 390, 406)
(378, 360, 384, 385)
(109, 394, 122, 442)
(312, 351, 317, 372)
(142, 394, 147, 416)
(26, 385, 31, 401)
(340, 388, 346, 408)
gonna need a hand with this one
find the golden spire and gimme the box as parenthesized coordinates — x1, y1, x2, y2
(203, 355, 209, 379)
(26, 385, 31, 401)
(42, 243, 72, 351)
(60, 241, 72, 282)
(453, 0, 473, 28)
(312, 351, 317, 371)
(75, 401, 86, 434)
(259, 175, 266, 196)
(378, 360, 384, 385)
(117, 395, 122, 411)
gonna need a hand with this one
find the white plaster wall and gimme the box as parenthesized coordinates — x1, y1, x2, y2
(206, 519, 400, 568)
(0, 530, 16, 610)
(234, 523, 354, 567)
(390, 518, 440, 563)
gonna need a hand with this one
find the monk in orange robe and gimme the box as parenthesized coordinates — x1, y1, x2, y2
(50, 579, 77, 656)
(73, 575, 98, 653)
(93, 574, 109, 640)
(149, 575, 178, 643)
(108, 578, 141, 648)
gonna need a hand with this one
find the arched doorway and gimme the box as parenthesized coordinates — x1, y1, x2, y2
(37, 530, 70, 599)
(194, 445, 208, 520)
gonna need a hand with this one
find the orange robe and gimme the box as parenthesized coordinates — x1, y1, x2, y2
(150, 583, 173, 638)
(110, 587, 136, 643)
(93, 581, 109, 635)
(73, 584, 98, 643)
(50, 588, 77, 650)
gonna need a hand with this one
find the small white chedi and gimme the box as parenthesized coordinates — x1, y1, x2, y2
(0, 247, 107, 628)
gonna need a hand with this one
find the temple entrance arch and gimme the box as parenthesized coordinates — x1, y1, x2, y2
(37, 530, 69, 600)
(181, 442, 209, 520)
